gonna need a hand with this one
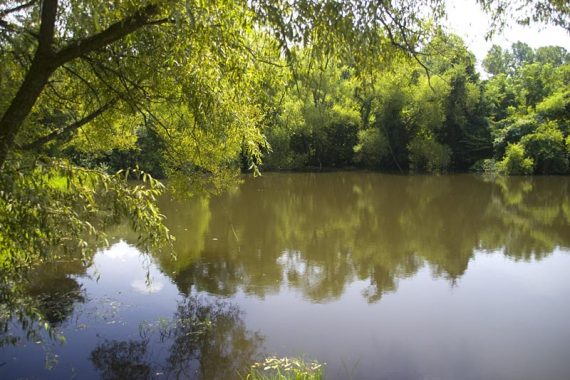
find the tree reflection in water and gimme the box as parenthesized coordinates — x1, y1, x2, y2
(90, 296, 263, 380)
(91, 339, 151, 380)
(154, 174, 570, 303)
(0, 259, 87, 348)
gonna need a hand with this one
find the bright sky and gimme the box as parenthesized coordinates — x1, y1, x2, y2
(444, 0, 570, 71)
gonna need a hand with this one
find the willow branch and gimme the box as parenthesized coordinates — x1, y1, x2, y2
(53, 4, 160, 66)
(23, 100, 116, 150)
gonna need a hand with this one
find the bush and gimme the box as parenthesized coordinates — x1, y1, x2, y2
(353, 128, 389, 167)
(408, 136, 451, 173)
(536, 90, 570, 123)
(521, 122, 568, 174)
(498, 143, 534, 175)
(491, 116, 538, 158)
(318, 121, 359, 167)
(264, 127, 308, 169)
(472, 158, 500, 174)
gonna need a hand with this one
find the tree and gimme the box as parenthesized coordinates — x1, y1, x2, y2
(483, 45, 513, 76)
(425, 33, 492, 169)
(0, 1, 162, 166)
(535, 46, 570, 66)
(511, 41, 535, 67)
(521, 122, 569, 174)
(479, 0, 570, 34)
(483, 42, 570, 175)
(499, 143, 534, 175)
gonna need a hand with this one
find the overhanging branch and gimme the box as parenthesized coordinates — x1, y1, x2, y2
(53, 4, 160, 66)
(37, 0, 57, 54)
(22, 100, 116, 150)
(0, 0, 38, 18)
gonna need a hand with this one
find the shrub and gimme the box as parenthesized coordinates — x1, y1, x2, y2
(498, 143, 534, 175)
(245, 357, 325, 380)
(472, 159, 500, 174)
(353, 128, 389, 167)
(491, 116, 538, 158)
(264, 127, 308, 170)
(408, 136, 451, 173)
(319, 121, 359, 167)
(521, 121, 569, 174)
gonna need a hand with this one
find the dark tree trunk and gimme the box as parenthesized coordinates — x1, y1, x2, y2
(0, 0, 58, 168)
(0, 54, 55, 167)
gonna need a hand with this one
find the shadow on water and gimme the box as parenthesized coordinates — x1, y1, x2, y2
(0, 259, 87, 348)
(1, 272, 264, 379)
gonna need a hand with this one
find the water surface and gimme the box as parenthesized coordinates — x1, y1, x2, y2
(2, 173, 570, 379)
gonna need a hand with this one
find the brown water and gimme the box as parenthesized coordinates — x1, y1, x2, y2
(2, 173, 570, 379)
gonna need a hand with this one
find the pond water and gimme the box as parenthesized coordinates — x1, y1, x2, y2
(2, 173, 570, 379)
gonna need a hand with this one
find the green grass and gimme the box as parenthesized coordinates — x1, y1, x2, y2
(244, 357, 325, 380)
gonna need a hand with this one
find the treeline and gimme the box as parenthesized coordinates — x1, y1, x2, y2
(259, 35, 570, 174)
(482, 43, 570, 174)
(83, 34, 569, 176)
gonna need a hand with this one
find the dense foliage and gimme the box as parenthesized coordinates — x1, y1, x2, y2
(244, 38, 568, 176)
(83, 38, 570, 176)
(258, 32, 493, 173)
(482, 42, 570, 174)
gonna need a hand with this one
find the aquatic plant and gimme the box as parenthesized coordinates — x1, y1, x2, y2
(245, 356, 325, 380)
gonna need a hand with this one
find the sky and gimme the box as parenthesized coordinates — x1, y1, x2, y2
(444, 0, 570, 71)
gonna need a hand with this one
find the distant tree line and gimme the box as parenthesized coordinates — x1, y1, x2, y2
(89, 36, 570, 175)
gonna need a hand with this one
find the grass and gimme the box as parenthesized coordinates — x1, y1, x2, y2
(244, 356, 325, 380)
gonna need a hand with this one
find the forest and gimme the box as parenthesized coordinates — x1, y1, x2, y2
(80, 36, 570, 177)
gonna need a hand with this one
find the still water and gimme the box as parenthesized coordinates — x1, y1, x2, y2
(2, 173, 570, 379)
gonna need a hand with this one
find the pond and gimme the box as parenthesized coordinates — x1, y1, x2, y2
(2, 173, 570, 379)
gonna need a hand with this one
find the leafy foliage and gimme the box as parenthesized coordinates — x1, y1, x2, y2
(0, 159, 171, 270)
(483, 42, 570, 174)
(408, 135, 452, 173)
(498, 143, 534, 175)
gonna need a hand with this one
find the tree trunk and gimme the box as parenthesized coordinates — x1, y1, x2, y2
(0, 0, 58, 169)
(0, 53, 55, 168)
